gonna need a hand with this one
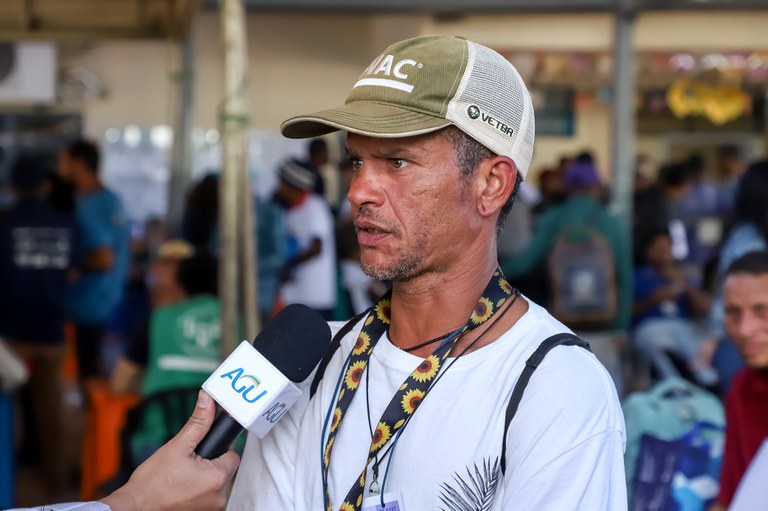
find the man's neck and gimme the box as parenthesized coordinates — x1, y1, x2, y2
(387, 254, 498, 350)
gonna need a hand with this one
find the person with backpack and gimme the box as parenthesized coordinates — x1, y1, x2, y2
(502, 160, 631, 332)
(227, 35, 626, 511)
(501, 159, 632, 393)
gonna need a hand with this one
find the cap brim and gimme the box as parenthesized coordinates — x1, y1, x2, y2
(280, 101, 451, 139)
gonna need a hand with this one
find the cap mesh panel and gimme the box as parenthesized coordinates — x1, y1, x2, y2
(447, 41, 535, 178)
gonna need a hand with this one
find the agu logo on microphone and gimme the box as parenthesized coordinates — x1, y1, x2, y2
(220, 367, 267, 403)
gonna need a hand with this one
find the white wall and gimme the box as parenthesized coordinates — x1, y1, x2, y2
(65, 41, 171, 138)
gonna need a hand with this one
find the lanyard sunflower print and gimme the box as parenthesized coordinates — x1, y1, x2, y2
(321, 267, 514, 511)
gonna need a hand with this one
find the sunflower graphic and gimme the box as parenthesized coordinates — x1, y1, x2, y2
(371, 422, 392, 452)
(496, 297, 507, 309)
(324, 436, 335, 466)
(353, 332, 371, 355)
(375, 298, 392, 325)
(401, 388, 425, 415)
(412, 355, 440, 382)
(340, 502, 355, 511)
(345, 360, 366, 390)
(470, 296, 494, 325)
(499, 278, 512, 294)
(330, 407, 342, 432)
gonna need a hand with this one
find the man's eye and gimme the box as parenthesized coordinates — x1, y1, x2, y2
(350, 158, 362, 171)
(391, 159, 408, 170)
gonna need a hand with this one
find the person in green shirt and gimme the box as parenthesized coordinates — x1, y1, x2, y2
(501, 160, 632, 332)
(501, 160, 632, 395)
(111, 245, 223, 460)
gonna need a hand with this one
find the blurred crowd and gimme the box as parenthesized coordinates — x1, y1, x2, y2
(500, 145, 762, 399)
(0, 135, 766, 507)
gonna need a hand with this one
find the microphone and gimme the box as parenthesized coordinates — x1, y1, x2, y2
(196, 304, 331, 459)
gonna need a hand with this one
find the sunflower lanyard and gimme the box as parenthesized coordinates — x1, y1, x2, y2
(321, 267, 513, 511)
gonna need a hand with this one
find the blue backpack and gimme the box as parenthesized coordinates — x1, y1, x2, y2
(622, 377, 725, 510)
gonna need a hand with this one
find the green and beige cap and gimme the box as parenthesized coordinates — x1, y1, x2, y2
(280, 35, 536, 178)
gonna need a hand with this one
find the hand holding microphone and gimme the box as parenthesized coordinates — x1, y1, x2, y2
(100, 304, 331, 510)
(196, 304, 332, 458)
(100, 390, 239, 511)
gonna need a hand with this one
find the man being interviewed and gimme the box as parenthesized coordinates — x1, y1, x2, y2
(227, 35, 626, 511)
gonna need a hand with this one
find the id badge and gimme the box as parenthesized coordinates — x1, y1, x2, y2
(362, 491, 405, 511)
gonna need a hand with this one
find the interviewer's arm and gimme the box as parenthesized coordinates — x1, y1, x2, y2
(100, 390, 239, 511)
(9, 391, 239, 511)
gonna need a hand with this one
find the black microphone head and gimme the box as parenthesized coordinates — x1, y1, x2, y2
(252, 304, 332, 382)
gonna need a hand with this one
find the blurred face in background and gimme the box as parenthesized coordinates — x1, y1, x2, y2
(148, 256, 185, 307)
(724, 271, 768, 369)
(644, 233, 674, 269)
(147, 241, 194, 306)
(57, 149, 89, 189)
(57, 149, 74, 181)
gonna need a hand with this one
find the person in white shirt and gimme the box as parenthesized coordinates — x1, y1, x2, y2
(228, 35, 626, 511)
(275, 159, 337, 318)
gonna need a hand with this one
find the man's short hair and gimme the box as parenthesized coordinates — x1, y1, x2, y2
(725, 251, 768, 279)
(66, 139, 100, 173)
(440, 125, 521, 235)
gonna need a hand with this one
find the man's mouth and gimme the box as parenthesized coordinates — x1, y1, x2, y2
(354, 220, 392, 244)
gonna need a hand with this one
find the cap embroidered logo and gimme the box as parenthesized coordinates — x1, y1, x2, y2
(354, 54, 424, 93)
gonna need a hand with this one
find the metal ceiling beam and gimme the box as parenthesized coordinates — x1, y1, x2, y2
(201, 0, 768, 12)
(203, 0, 616, 13)
(0, 0, 203, 41)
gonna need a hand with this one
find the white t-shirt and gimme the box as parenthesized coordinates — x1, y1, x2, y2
(280, 195, 336, 310)
(227, 298, 627, 510)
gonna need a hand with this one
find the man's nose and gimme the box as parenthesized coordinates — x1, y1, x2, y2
(348, 166, 383, 208)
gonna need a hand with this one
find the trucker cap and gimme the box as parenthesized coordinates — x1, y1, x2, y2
(280, 35, 536, 178)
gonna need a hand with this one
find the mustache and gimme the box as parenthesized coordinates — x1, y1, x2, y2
(354, 207, 400, 235)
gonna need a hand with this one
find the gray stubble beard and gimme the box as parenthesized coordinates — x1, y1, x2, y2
(360, 250, 424, 283)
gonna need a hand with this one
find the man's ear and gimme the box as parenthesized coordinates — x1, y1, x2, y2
(476, 156, 517, 218)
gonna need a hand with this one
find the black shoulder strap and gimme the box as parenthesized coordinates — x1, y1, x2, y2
(309, 308, 371, 399)
(500, 333, 591, 475)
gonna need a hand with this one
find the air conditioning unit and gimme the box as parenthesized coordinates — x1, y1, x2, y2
(0, 42, 56, 104)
